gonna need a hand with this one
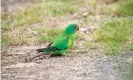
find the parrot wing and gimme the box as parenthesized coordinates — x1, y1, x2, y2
(36, 36, 69, 53)
(52, 36, 69, 50)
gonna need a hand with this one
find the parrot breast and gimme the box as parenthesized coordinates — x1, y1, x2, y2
(67, 37, 74, 49)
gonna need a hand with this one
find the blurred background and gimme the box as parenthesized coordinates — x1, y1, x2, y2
(1, 0, 133, 80)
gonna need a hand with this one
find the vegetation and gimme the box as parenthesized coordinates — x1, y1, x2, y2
(1, 0, 81, 53)
(97, 18, 133, 55)
(2, 0, 133, 54)
(1, 0, 84, 53)
(1, 0, 78, 31)
(38, 28, 63, 43)
(116, 1, 133, 16)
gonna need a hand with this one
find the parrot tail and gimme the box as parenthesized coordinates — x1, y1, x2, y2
(36, 47, 59, 53)
(36, 48, 47, 53)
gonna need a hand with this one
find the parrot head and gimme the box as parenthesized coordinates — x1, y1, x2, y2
(64, 24, 79, 35)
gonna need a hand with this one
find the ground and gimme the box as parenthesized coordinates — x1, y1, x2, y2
(1, 0, 133, 80)
(2, 45, 121, 80)
(2, 45, 133, 80)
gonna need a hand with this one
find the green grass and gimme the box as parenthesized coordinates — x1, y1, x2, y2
(115, 1, 133, 16)
(97, 18, 133, 55)
(1, 34, 10, 53)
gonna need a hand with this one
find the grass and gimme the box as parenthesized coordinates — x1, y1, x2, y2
(115, 1, 133, 16)
(43, 0, 78, 16)
(1, 27, 63, 53)
(1, 0, 79, 31)
(38, 28, 63, 43)
(2, 0, 133, 55)
(97, 18, 133, 55)
(1, 5, 43, 31)
(1, 28, 63, 45)
(1, 33, 25, 53)
(1, 34, 10, 53)
(1, 32, 28, 46)
(1, 0, 81, 52)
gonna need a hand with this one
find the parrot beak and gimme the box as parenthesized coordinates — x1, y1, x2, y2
(76, 26, 79, 31)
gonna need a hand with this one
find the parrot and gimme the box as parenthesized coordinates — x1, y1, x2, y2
(29, 24, 79, 60)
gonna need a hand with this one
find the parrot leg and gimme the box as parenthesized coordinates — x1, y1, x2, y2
(25, 54, 47, 62)
(47, 42, 53, 47)
(29, 54, 44, 60)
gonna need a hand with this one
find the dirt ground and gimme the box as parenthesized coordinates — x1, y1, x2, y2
(2, 44, 133, 80)
(2, 45, 124, 80)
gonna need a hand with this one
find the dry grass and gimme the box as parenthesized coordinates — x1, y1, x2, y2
(1, 0, 83, 53)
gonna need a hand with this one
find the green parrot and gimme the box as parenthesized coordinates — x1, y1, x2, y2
(29, 24, 79, 60)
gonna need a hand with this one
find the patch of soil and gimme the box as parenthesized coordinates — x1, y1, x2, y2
(1, 45, 123, 80)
